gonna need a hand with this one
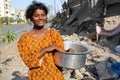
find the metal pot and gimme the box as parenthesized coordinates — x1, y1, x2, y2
(54, 41, 90, 69)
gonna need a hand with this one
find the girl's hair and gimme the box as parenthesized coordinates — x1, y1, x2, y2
(25, 1, 48, 21)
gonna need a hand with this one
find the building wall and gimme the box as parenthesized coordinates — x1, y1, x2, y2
(9, 6, 16, 19)
(4, 0, 11, 17)
(0, 0, 5, 18)
(0, 0, 26, 22)
(16, 9, 25, 21)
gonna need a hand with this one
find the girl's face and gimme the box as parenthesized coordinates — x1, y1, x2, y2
(32, 9, 47, 27)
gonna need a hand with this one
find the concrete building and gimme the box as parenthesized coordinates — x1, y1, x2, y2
(0, 0, 26, 23)
(9, 6, 16, 19)
(4, 0, 11, 17)
(16, 9, 26, 22)
(0, 0, 5, 18)
(0, 0, 11, 18)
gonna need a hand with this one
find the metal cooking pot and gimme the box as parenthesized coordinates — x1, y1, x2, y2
(54, 41, 90, 69)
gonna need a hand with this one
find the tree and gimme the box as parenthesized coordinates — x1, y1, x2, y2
(3, 17, 9, 24)
(9, 17, 15, 23)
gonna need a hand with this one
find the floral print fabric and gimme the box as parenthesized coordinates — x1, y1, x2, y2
(18, 29, 64, 80)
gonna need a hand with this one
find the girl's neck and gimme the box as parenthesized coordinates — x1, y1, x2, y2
(33, 25, 44, 30)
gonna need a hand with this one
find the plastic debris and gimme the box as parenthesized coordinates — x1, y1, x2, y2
(111, 62, 120, 75)
(115, 45, 120, 53)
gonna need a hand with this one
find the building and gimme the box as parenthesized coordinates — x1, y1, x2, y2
(4, 0, 11, 17)
(9, 6, 16, 19)
(0, 0, 11, 18)
(0, 0, 26, 23)
(0, 0, 5, 18)
(16, 9, 26, 22)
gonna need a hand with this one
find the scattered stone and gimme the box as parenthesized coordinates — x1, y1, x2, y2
(1, 58, 12, 65)
(95, 57, 118, 80)
(0, 26, 120, 80)
(0, 69, 2, 74)
(63, 70, 71, 80)
(75, 70, 83, 79)
(62, 33, 79, 41)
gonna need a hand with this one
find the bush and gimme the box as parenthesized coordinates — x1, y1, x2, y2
(9, 17, 15, 23)
(2, 17, 16, 25)
(3, 30, 17, 43)
(0, 29, 5, 45)
(0, 29, 17, 44)
(3, 17, 9, 24)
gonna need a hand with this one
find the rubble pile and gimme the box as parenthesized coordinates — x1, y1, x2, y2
(0, 31, 120, 80)
(51, 0, 120, 36)
(104, 15, 120, 30)
(62, 33, 120, 80)
(62, 33, 79, 41)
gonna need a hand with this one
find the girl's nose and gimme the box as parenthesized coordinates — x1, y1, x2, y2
(39, 16, 42, 19)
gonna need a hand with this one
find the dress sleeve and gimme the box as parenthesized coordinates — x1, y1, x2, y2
(51, 29, 64, 50)
(17, 34, 41, 69)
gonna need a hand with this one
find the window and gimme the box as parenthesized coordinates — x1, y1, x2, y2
(6, 11, 8, 14)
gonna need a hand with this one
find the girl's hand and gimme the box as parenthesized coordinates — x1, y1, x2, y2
(67, 48, 74, 53)
(40, 44, 58, 58)
(46, 44, 58, 52)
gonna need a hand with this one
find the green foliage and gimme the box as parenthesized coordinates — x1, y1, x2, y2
(0, 29, 5, 35)
(3, 36, 9, 43)
(1, 17, 15, 24)
(0, 29, 17, 44)
(3, 30, 17, 43)
(9, 17, 15, 23)
(3, 17, 9, 24)
(0, 29, 5, 45)
(0, 24, 17, 45)
(0, 20, 2, 24)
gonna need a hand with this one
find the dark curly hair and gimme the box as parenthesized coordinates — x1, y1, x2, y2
(25, 1, 48, 21)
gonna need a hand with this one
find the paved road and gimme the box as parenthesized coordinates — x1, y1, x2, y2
(0, 23, 50, 33)
(0, 24, 33, 39)
(0, 23, 51, 39)
(1, 24, 32, 33)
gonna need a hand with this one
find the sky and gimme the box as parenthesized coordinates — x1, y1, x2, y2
(11, 0, 67, 15)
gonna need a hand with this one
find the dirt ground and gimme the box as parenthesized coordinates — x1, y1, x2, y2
(0, 32, 120, 80)
(0, 36, 29, 80)
(0, 16, 120, 80)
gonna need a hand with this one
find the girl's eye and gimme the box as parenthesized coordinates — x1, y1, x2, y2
(33, 14, 46, 17)
(42, 14, 46, 16)
(34, 14, 39, 17)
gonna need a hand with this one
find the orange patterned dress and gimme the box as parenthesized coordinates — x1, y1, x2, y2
(17, 29, 64, 80)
